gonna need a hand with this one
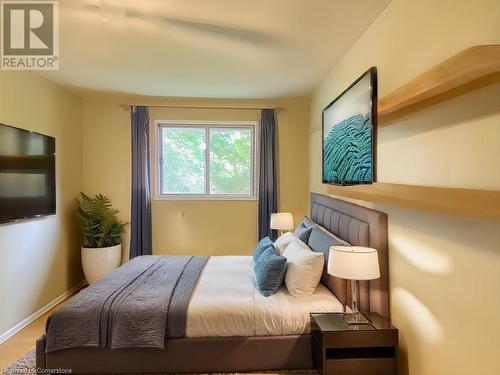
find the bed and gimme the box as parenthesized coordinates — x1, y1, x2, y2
(36, 193, 389, 373)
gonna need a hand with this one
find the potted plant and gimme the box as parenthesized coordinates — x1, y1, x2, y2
(77, 193, 127, 284)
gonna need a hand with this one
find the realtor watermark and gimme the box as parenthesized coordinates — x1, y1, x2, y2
(0, 0, 59, 70)
(0, 367, 71, 374)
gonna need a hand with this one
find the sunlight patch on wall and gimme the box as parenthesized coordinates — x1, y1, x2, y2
(393, 287, 443, 345)
(391, 231, 452, 275)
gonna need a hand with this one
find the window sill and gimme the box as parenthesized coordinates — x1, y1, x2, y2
(154, 195, 258, 201)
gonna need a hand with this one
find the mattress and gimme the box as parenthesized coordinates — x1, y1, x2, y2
(186, 255, 344, 337)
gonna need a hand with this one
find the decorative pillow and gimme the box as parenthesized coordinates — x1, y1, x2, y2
(253, 236, 275, 262)
(254, 247, 288, 297)
(295, 216, 315, 230)
(294, 224, 313, 243)
(308, 224, 350, 262)
(274, 232, 296, 256)
(283, 239, 324, 297)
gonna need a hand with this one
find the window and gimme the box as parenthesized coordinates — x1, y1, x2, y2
(154, 121, 257, 199)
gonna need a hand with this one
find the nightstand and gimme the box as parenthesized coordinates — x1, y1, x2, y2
(310, 312, 398, 375)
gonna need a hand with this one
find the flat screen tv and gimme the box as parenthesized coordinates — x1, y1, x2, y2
(0, 124, 56, 223)
(322, 67, 377, 185)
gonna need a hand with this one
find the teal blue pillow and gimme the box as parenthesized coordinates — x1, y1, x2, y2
(294, 224, 313, 243)
(253, 236, 275, 262)
(254, 247, 287, 297)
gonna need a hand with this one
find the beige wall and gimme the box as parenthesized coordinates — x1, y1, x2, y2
(0, 72, 84, 335)
(309, 0, 500, 374)
(82, 95, 310, 258)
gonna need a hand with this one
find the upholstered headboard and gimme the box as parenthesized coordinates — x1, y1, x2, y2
(310, 193, 389, 319)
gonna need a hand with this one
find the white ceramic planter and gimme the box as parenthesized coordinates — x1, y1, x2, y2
(81, 244, 122, 284)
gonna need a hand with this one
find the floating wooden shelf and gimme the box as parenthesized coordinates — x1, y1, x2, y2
(323, 45, 500, 218)
(333, 45, 500, 218)
(325, 183, 500, 219)
(378, 45, 500, 124)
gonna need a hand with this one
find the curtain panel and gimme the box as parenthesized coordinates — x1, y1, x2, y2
(130, 106, 152, 258)
(258, 108, 278, 240)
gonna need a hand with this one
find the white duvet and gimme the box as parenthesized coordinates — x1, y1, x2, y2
(185, 256, 344, 337)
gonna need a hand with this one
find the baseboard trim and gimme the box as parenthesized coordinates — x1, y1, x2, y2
(0, 280, 86, 344)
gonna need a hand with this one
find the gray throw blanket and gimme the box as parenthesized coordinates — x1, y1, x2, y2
(46, 255, 209, 352)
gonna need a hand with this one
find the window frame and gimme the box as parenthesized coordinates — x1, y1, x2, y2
(151, 120, 259, 201)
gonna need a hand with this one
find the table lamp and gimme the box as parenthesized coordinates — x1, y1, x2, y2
(328, 246, 380, 324)
(270, 213, 294, 236)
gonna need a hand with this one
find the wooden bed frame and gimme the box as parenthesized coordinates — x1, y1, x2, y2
(36, 193, 389, 373)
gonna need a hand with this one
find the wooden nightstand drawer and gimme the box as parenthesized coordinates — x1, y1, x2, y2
(326, 357, 396, 375)
(320, 330, 398, 348)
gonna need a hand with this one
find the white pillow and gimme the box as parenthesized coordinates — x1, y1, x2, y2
(274, 232, 296, 255)
(283, 239, 324, 297)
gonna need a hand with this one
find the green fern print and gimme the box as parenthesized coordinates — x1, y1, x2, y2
(323, 113, 372, 184)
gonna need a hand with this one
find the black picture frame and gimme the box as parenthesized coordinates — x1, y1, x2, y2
(321, 67, 377, 186)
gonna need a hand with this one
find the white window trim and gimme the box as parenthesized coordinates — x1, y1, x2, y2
(151, 120, 259, 201)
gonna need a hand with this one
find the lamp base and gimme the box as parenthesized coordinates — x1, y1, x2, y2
(342, 312, 371, 325)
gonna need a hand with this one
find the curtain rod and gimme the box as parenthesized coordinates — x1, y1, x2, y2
(119, 104, 284, 113)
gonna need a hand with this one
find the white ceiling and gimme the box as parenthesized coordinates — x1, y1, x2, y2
(41, 0, 390, 98)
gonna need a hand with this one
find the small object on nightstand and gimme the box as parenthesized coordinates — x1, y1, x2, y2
(328, 246, 380, 324)
(310, 312, 398, 375)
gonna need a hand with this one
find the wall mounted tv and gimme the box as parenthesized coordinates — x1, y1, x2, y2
(0, 124, 56, 223)
(322, 67, 377, 185)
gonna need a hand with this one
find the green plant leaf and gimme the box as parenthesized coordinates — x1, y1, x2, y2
(76, 193, 127, 248)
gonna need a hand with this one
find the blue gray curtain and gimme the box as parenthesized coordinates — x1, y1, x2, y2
(130, 106, 152, 258)
(258, 108, 278, 240)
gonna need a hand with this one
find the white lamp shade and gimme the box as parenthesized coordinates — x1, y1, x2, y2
(328, 246, 380, 280)
(270, 213, 294, 230)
